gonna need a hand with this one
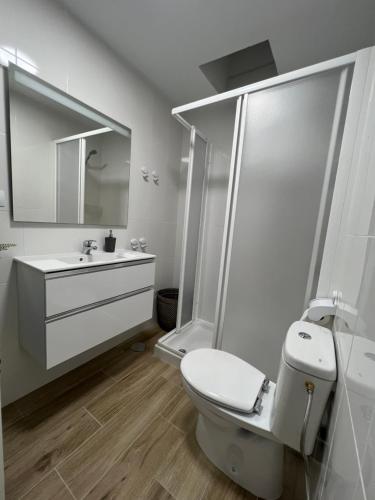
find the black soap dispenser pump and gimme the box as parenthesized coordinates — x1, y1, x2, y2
(105, 229, 116, 253)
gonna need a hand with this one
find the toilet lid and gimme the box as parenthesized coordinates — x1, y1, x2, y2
(180, 348, 266, 413)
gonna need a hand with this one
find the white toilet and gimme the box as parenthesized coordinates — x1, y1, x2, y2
(180, 321, 336, 500)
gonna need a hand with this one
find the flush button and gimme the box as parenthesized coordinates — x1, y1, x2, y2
(298, 332, 312, 340)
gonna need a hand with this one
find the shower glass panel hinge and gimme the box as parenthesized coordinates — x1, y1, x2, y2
(253, 397, 263, 415)
(262, 378, 270, 393)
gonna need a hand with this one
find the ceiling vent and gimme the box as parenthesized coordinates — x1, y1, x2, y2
(199, 40, 278, 92)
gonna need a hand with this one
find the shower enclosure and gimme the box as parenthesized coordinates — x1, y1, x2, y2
(156, 48, 374, 377)
(55, 127, 130, 225)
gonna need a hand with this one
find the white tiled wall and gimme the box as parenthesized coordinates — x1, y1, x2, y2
(0, 0, 182, 404)
(314, 49, 375, 500)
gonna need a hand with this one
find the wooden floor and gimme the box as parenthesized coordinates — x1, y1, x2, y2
(2, 328, 306, 500)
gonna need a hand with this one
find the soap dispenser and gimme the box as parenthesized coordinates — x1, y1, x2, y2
(105, 229, 116, 252)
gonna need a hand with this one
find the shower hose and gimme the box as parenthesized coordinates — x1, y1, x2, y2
(300, 381, 315, 500)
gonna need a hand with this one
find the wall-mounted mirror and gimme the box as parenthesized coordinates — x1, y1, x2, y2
(8, 64, 131, 226)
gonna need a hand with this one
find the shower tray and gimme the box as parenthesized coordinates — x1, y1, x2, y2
(155, 319, 214, 366)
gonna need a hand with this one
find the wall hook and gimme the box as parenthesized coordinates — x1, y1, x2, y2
(130, 238, 139, 251)
(151, 171, 159, 184)
(141, 167, 149, 181)
(139, 237, 147, 252)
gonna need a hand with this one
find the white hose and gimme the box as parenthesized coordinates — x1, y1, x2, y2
(300, 382, 315, 500)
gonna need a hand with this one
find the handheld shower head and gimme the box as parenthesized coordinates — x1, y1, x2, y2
(86, 149, 98, 164)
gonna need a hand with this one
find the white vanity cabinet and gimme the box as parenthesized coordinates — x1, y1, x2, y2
(16, 254, 156, 368)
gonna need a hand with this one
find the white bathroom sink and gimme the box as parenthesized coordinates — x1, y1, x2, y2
(14, 250, 156, 273)
(58, 252, 124, 265)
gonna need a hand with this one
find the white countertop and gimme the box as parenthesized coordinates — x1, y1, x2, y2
(14, 250, 156, 273)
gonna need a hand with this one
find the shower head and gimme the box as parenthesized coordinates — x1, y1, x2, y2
(86, 149, 97, 164)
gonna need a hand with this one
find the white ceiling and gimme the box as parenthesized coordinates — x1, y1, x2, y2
(59, 0, 375, 105)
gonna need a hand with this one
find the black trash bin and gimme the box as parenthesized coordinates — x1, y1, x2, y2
(157, 288, 179, 332)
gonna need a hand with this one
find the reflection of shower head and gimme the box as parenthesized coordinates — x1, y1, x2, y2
(86, 149, 97, 164)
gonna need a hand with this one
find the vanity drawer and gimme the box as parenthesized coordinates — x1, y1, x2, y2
(45, 261, 155, 317)
(45, 289, 154, 368)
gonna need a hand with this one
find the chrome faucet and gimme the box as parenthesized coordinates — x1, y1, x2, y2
(82, 239, 98, 255)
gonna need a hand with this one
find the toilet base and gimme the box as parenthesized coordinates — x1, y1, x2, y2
(195, 413, 284, 500)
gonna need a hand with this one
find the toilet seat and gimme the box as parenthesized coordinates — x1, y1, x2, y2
(180, 348, 266, 414)
(182, 372, 277, 441)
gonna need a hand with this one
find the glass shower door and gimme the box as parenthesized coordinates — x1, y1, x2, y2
(218, 68, 351, 379)
(177, 129, 208, 329)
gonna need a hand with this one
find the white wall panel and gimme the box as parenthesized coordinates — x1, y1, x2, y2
(314, 49, 375, 500)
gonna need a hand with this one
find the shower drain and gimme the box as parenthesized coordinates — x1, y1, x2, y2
(178, 348, 187, 354)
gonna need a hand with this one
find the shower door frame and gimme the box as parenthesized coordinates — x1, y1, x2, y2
(172, 48, 372, 351)
(54, 127, 112, 224)
(174, 124, 211, 334)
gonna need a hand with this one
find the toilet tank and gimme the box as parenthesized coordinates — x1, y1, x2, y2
(271, 321, 336, 454)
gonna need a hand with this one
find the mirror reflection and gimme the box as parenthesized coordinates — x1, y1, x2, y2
(9, 64, 131, 226)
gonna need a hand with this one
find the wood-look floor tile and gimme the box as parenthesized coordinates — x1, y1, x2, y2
(4, 371, 114, 459)
(82, 415, 184, 499)
(101, 347, 155, 382)
(13, 351, 123, 419)
(292, 451, 306, 500)
(158, 427, 255, 500)
(279, 447, 306, 500)
(100, 328, 164, 382)
(156, 430, 216, 500)
(87, 357, 175, 424)
(122, 326, 162, 348)
(161, 364, 183, 387)
(3, 329, 305, 500)
(1, 402, 24, 430)
(4, 328, 159, 421)
(5, 408, 99, 499)
(57, 378, 181, 498)
(143, 329, 165, 347)
(20, 470, 73, 500)
(203, 481, 256, 500)
(280, 447, 297, 500)
(161, 389, 197, 434)
(202, 461, 257, 500)
(143, 480, 175, 499)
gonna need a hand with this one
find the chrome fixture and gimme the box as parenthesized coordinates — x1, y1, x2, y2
(85, 149, 97, 165)
(82, 239, 98, 255)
